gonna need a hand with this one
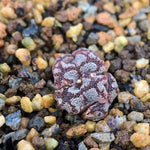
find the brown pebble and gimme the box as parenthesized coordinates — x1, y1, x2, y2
(84, 136, 98, 148)
(55, 11, 68, 22)
(0, 22, 7, 39)
(67, 7, 81, 21)
(32, 136, 45, 147)
(21, 117, 29, 129)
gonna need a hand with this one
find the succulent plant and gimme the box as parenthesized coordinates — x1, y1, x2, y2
(52, 48, 119, 121)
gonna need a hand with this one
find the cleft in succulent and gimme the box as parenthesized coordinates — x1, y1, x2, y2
(52, 48, 119, 121)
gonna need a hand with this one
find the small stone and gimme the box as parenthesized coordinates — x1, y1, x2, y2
(28, 117, 45, 132)
(103, 41, 114, 53)
(136, 58, 149, 69)
(42, 17, 55, 27)
(85, 121, 96, 132)
(95, 120, 110, 132)
(139, 20, 150, 31)
(17, 140, 35, 150)
(0, 114, 5, 127)
(114, 27, 125, 36)
(8, 77, 22, 89)
(5, 110, 21, 130)
(66, 23, 83, 42)
(66, 124, 87, 138)
(84, 136, 98, 148)
(45, 138, 58, 150)
(21, 97, 33, 113)
(147, 28, 150, 40)
(32, 9, 42, 24)
(31, 136, 45, 147)
(145, 74, 150, 83)
(32, 94, 43, 111)
(0, 98, 5, 110)
(141, 93, 150, 102)
(6, 96, 21, 105)
(6, 44, 17, 55)
(133, 123, 149, 134)
(0, 22, 7, 39)
(42, 94, 55, 108)
(15, 48, 31, 66)
(122, 121, 136, 132)
(26, 128, 39, 142)
(0, 63, 10, 74)
(134, 80, 149, 98)
(119, 18, 131, 27)
(67, 7, 81, 21)
(78, 141, 87, 150)
(110, 108, 123, 116)
(128, 111, 144, 121)
(118, 92, 133, 104)
(21, 117, 29, 129)
(128, 35, 141, 45)
(130, 133, 150, 148)
(103, 2, 115, 14)
(22, 37, 36, 51)
(35, 57, 48, 70)
(133, 12, 147, 22)
(86, 33, 98, 45)
(44, 116, 56, 125)
(99, 143, 110, 150)
(14, 129, 28, 141)
(91, 132, 115, 143)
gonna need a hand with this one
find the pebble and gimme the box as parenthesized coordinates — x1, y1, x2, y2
(0, 114, 5, 127)
(21, 97, 33, 113)
(45, 138, 58, 150)
(35, 57, 48, 70)
(86, 32, 98, 45)
(91, 132, 115, 143)
(85, 121, 96, 132)
(128, 35, 141, 45)
(134, 80, 149, 98)
(42, 94, 54, 108)
(128, 111, 144, 122)
(93, 24, 109, 32)
(26, 128, 39, 142)
(103, 2, 115, 14)
(8, 77, 22, 89)
(0, 22, 7, 39)
(139, 20, 150, 31)
(28, 116, 45, 132)
(103, 41, 114, 53)
(66, 124, 87, 138)
(21, 117, 29, 129)
(84, 136, 98, 148)
(42, 17, 55, 27)
(28, 72, 40, 84)
(136, 58, 149, 69)
(130, 132, 150, 148)
(32, 9, 42, 24)
(95, 120, 110, 132)
(117, 92, 133, 103)
(78, 141, 88, 150)
(119, 18, 131, 27)
(6, 96, 21, 105)
(140, 6, 150, 13)
(133, 123, 149, 134)
(17, 140, 35, 150)
(66, 23, 83, 42)
(78, 1, 90, 12)
(127, 27, 137, 36)
(31, 136, 45, 147)
(15, 48, 31, 66)
(32, 94, 43, 111)
(122, 121, 136, 132)
(44, 116, 56, 125)
(99, 143, 110, 150)
(141, 93, 150, 102)
(22, 37, 36, 51)
(0, 98, 5, 110)
(147, 28, 150, 40)
(67, 7, 81, 21)
(133, 12, 147, 21)
(5, 110, 21, 130)
(0, 63, 10, 74)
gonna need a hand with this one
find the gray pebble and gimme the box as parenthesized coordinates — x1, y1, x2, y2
(133, 12, 147, 22)
(28, 72, 40, 84)
(140, 6, 150, 13)
(78, 141, 88, 150)
(127, 27, 137, 36)
(86, 32, 98, 45)
(128, 111, 144, 121)
(28, 116, 45, 131)
(0, 98, 5, 110)
(47, 80, 55, 91)
(8, 77, 22, 89)
(127, 35, 141, 45)
(139, 20, 150, 31)
(5, 110, 21, 130)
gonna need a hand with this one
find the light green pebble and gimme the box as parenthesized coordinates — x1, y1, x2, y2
(22, 37, 36, 51)
(86, 121, 96, 132)
(147, 28, 150, 40)
(45, 138, 58, 150)
(0, 94, 7, 100)
(0, 63, 10, 74)
(114, 36, 128, 52)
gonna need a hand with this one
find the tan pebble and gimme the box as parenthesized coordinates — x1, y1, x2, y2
(141, 93, 150, 102)
(0, 22, 6, 39)
(32, 94, 43, 111)
(0, 39, 4, 47)
(134, 123, 149, 134)
(95, 120, 110, 132)
(136, 58, 149, 69)
(0, 63, 11, 74)
(42, 94, 54, 108)
(114, 27, 125, 36)
(103, 2, 115, 14)
(0, 114, 5, 127)
(54, 53, 64, 58)
(67, 7, 81, 21)
(17, 140, 35, 150)
(119, 18, 131, 27)
(110, 108, 123, 116)
(42, 17, 55, 27)
(141, 0, 149, 7)
(49, 57, 55, 67)
(103, 41, 114, 53)
(35, 57, 48, 69)
(44, 116, 56, 125)
(6, 44, 17, 55)
(66, 124, 87, 138)
(21, 117, 29, 129)
(48, 107, 58, 113)
(84, 136, 98, 148)
(128, 21, 136, 29)
(84, 15, 95, 24)
(145, 74, 150, 83)
(20, 97, 33, 113)
(36, 4, 45, 13)
(134, 80, 149, 98)
(26, 128, 39, 142)
(99, 143, 110, 150)
(32, 9, 42, 24)
(97, 32, 112, 46)
(6, 96, 21, 105)
(15, 48, 31, 66)
(0, 6, 16, 19)
(66, 23, 83, 42)
(130, 132, 150, 148)
(52, 34, 64, 50)
(85, 121, 96, 132)
(132, 1, 143, 9)
(122, 121, 136, 132)
(117, 92, 133, 103)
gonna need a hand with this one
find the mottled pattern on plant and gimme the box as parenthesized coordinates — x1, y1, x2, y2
(53, 48, 119, 121)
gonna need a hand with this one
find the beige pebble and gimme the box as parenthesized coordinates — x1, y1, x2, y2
(99, 143, 110, 150)
(141, 93, 150, 102)
(119, 18, 131, 27)
(5, 96, 21, 105)
(49, 57, 55, 67)
(26, 128, 39, 142)
(134, 80, 149, 98)
(95, 120, 110, 132)
(42, 17, 55, 27)
(134, 123, 149, 134)
(110, 108, 123, 116)
(15, 48, 31, 66)
(42, 94, 54, 108)
(20, 97, 33, 113)
(32, 94, 43, 111)
(103, 41, 114, 53)
(136, 58, 149, 69)
(66, 124, 87, 138)
(45, 138, 58, 150)
(128, 111, 144, 122)
(103, 2, 115, 14)
(36, 57, 48, 69)
(0, 63, 10, 74)
(21, 117, 29, 129)
(33, 9, 42, 24)
(66, 23, 83, 42)
(85, 121, 96, 132)
(117, 92, 133, 103)
(130, 132, 150, 148)
(36, 4, 45, 13)
(44, 116, 56, 125)
(122, 121, 136, 132)
(6, 44, 17, 55)
(0, 114, 5, 127)
(17, 140, 35, 150)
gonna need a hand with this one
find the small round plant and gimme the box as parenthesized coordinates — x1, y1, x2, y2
(52, 48, 119, 121)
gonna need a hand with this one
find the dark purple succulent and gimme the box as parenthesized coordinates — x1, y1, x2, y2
(52, 48, 119, 121)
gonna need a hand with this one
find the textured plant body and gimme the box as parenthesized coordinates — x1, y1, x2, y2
(53, 48, 119, 121)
